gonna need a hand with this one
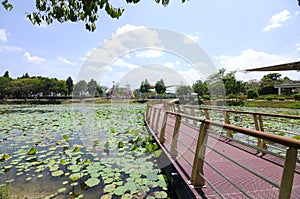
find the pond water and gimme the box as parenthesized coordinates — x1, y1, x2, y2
(0, 104, 169, 199)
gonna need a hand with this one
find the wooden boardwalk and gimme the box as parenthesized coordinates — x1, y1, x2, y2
(146, 103, 300, 199)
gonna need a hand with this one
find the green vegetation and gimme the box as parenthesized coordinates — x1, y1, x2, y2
(0, 184, 10, 199)
(0, 104, 169, 198)
(1, 0, 187, 31)
(244, 101, 300, 109)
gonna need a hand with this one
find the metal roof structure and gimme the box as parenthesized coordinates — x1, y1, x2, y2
(245, 61, 300, 72)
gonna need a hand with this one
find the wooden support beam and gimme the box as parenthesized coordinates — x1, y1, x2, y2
(190, 122, 209, 186)
(279, 147, 298, 199)
(170, 114, 181, 157)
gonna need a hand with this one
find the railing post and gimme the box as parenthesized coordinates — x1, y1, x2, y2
(183, 106, 188, 122)
(191, 122, 209, 187)
(190, 108, 197, 125)
(279, 147, 298, 199)
(204, 109, 210, 120)
(151, 108, 157, 129)
(159, 112, 168, 144)
(145, 104, 150, 123)
(258, 115, 268, 150)
(170, 114, 181, 157)
(155, 109, 161, 134)
(147, 106, 152, 124)
(253, 114, 262, 149)
(224, 111, 233, 138)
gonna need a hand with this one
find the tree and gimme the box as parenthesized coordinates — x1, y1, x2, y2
(1, 0, 186, 31)
(66, 76, 74, 95)
(140, 79, 151, 94)
(3, 71, 10, 78)
(0, 76, 10, 99)
(247, 89, 259, 99)
(258, 73, 281, 95)
(155, 79, 166, 94)
(87, 79, 98, 96)
(73, 80, 88, 96)
(176, 85, 192, 96)
(96, 85, 104, 97)
(192, 80, 208, 97)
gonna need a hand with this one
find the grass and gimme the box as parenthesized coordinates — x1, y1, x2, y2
(244, 100, 300, 109)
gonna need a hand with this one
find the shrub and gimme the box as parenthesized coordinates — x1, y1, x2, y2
(227, 100, 244, 106)
(238, 95, 247, 101)
(202, 95, 211, 100)
(294, 94, 300, 101)
(292, 135, 300, 140)
(278, 97, 285, 101)
(247, 90, 259, 99)
(227, 94, 237, 99)
(266, 96, 273, 101)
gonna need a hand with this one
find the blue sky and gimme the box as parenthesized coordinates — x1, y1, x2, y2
(0, 0, 300, 89)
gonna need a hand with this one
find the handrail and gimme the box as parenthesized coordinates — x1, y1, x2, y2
(166, 111, 300, 149)
(182, 104, 300, 119)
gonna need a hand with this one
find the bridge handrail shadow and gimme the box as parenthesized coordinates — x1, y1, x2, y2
(145, 102, 300, 199)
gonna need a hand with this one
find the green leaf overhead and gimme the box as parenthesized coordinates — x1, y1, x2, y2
(1, 0, 187, 31)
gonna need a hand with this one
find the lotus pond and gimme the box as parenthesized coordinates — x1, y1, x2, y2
(0, 104, 170, 199)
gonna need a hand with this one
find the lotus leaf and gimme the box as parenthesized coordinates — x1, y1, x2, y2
(114, 186, 127, 196)
(26, 146, 37, 155)
(85, 177, 100, 187)
(100, 194, 112, 199)
(103, 184, 115, 193)
(51, 170, 64, 177)
(154, 191, 168, 198)
(57, 187, 66, 193)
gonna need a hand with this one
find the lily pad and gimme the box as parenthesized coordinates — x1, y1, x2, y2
(154, 191, 168, 198)
(52, 170, 64, 177)
(85, 177, 100, 187)
(114, 186, 127, 196)
(26, 146, 37, 155)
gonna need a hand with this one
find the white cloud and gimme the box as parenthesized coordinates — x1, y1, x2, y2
(0, 45, 23, 52)
(0, 29, 8, 42)
(263, 10, 291, 32)
(23, 52, 46, 64)
(164, 60, 181, 68)
(183, 34, 199, 44)
(135, 49, 163, 58)
(296, 44, 300, 51)
(295, 11, 300, 16)
(214, 49, 288, 70)
(114, 24, 146, 36)
(214, 49, 294, 80)
(112, 58, 138, 69)
(58, 56, 76, 66)
(178, 68, 202, 85)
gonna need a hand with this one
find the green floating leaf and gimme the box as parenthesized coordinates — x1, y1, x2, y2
(27, 146, 37, 155)
(72, 145, 81, 153)
(100, 194, 112, 199)
(51, 170, 64, 177)
(154, 191, 168, 198)
(69, 173, 81, 181)
(114, 186, 127, 196)
(57, 187, 66, 193)
(121, 194, 132, 199)
(85, 177, 100, 187)
(62, 134, 69, 141)
(103, 184, 115, 193)
(118, 141, 124, 148)
(0, 153, 11, 162)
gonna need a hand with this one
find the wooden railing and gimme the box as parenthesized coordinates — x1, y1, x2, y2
(171, 104, 300, 158)
(145, 102, 300, 199)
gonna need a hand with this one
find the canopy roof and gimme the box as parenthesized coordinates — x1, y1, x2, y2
(245, 61, 300, 72)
